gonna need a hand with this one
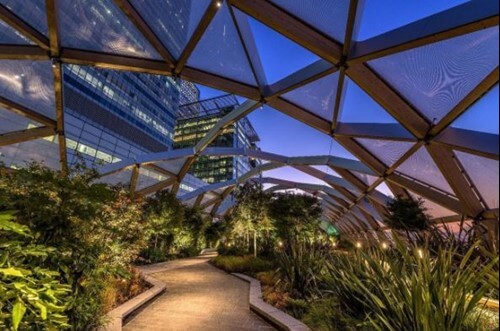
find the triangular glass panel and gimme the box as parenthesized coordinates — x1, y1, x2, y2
(312, 165, 339, 177)
(408, 191, 457, 219)
(263, 183, 277, 191)
(270, 0, 349, 43)
(355, 138, 415, 167)
(98, 168, 133, 186)
(188, 2, 256, 86)
(249, 105, 357, 160)
(339, 78, 404, 124)
(0, 108, 41, 134)
(452, 84, 499, 135)
(352, 170, 379, 187)
(194, 84, 247, 106)
(136, 167, 169, 191)
(0, 136, 60, 170)
(0, 0, 48, 36)
(396, 146, 454, 195)
(375, 181, 394, 198)
(238, 11, 320, 84)
(57, 0, 162, 59)
(180, 176, 207, 195)
(155, 159, 188, 176)
(217, 195, 234, 214)
(264, 167, 328, 187)
(129, 0, 211, 59)
(369, 27, 499, 124)
(282, 72, 339, 121)
(455, 151, 499, 209)
(354, 0, 468, 41)
(0, 60, 55, 119)
(0, 19, 34, 44)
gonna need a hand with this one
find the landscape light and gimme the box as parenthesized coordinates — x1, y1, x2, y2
(417, 249, 424, 259)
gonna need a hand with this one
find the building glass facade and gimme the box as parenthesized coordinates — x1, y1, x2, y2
(174, 95, 260, 184)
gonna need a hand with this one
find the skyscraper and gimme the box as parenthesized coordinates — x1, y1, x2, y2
(174, 95, 260, 184)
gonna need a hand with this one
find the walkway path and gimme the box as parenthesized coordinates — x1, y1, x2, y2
(123, 252, 276, 331)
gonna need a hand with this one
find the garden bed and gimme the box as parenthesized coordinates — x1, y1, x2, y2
(102, 271, 166, 331)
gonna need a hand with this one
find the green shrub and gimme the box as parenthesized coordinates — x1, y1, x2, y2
(217, 245, 249, 256)
(302, 298, 363, 331)
(138, 247, 169, 264)
(0, 211, 71, 330)
(284, 298, 310, 320)
(178, 246, 200, 258)
(0, 163, 150, 330)
(211, 255, 274, 275)
(321, 236, 499, 331)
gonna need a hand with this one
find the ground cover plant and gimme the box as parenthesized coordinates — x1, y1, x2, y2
(211, 255, 274, 276)
(215, 184, 499, 331)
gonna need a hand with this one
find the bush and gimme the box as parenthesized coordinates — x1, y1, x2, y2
(211, 255, 274, 275)
(321, 236, 499, 331)
(217, 245, 249, 256)
(178, 246, 200, 258)
(284, 298, 310, 320)
(102, 268, 150, 313)
(302, 298, 363, 331)
(138, 247, 169, 264)
(0, 211, 71, 330)
(0, 163, 150, 329)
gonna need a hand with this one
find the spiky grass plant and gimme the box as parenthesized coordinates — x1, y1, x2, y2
(277, 239, 329, 299)
(322, 236, 499, 331)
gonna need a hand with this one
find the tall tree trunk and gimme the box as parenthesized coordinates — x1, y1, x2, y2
(253, 231, 257, 258)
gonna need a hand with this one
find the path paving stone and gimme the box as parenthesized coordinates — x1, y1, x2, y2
(123, 253, 276, 331)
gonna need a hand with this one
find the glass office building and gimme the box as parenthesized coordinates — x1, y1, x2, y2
(174, 95, 260, 184)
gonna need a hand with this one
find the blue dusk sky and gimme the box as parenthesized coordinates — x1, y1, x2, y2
(195, 0, 498, 195)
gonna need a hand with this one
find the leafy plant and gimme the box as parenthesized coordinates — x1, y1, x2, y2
(384, 196, 431, 245)
(268, 193, 323, 246)
(302, 297, 363, 331)
(231, 182, 273, 257)
(211, 255, 274, 275)
(0, 163, 149, 329)
(217, 245, 249, 257)
(277, 239, 329, 299)
(0, 210, 71, 330)
(143, 190, 185, 254)
(322, 235, 499, 331)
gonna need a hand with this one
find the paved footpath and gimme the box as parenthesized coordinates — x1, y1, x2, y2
(123, 252, 276, 331)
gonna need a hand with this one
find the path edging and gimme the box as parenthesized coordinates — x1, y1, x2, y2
(101, 273, 166, 331)
(232, 273, 311, 331)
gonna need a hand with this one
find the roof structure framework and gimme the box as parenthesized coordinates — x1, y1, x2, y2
(0, 0, 498, 241)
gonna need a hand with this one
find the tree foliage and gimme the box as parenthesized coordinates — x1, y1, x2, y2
(232, 182, 273, 236)
(0, 163, 149, 330)
(268, 193, 323, 244)
(230, 182, 274, 255)
(0, 211, 71, 330)
(140, 191, 209, 262)
(384, 196, 431, 232)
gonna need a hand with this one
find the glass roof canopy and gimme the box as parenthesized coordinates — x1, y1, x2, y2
(0, 0, 498, 242)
